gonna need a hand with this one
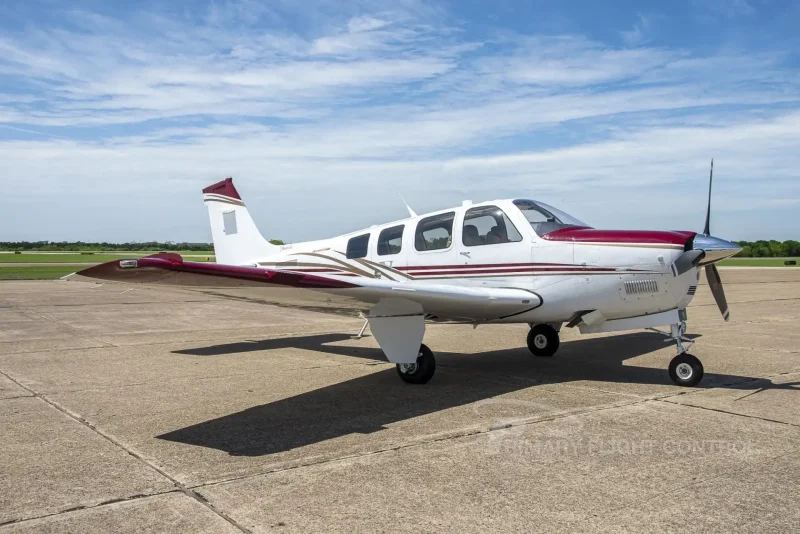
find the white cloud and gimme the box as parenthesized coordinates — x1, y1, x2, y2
(0, 1, 798, 242)
(620, 14, 651, 46)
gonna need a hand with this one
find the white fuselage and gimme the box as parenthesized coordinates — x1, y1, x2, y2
(247, 199, 699, 325)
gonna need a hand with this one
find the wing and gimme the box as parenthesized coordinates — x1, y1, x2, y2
(70, 253, 541, 322)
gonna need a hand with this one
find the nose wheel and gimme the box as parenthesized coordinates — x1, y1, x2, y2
(527, 324, 560, 357)
(669, 353, 704, 387)
(649, 321, 706, 387)
(396, 343, 436, 384)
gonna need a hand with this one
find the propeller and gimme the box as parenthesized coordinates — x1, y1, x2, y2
(703, 159, 713, 235)
(671, 249, 705, 277)
(702, 159, 731, 322)
(705, 263, 730, 321)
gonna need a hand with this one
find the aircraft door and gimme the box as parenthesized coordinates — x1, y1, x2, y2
(406, 211, 459, 273)
(457, 205, 532, 283)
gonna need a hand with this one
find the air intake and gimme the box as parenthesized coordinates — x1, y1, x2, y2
(624, 279, 659, 295)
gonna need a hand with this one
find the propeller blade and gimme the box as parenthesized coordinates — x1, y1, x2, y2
(703, 159, 713, 235)
(671, 249, 705, 277)
(705, 263, 730, 321)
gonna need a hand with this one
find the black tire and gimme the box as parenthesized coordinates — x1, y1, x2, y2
(396, 344, 436, 384)
(527, 324, 560, 357)
(668, 353, 704, 387)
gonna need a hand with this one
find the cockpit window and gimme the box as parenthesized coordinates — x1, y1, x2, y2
(513, 199, 590, 235)
(462, 206, 523, 246)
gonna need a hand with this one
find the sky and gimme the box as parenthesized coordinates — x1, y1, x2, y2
(0, 0, 798, 243)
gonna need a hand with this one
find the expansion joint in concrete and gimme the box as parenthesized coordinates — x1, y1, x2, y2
(0, 368, 253, 534)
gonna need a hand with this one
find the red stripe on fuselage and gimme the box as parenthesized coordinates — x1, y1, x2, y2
(396, 262, 577, 271)
(405, 267, 621, 276)
(541, 228, 695, 246)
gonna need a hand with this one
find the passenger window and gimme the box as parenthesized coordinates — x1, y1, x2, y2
(415, 212, 455, 251)
(377, 225, 404, 256)
(346, 234, 370, 259)
(462, 206, 523, 246)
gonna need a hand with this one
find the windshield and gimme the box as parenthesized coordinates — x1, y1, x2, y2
(513, 199, 590, 235)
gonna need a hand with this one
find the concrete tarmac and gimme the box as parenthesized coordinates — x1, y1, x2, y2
(0, 269, 798, 533)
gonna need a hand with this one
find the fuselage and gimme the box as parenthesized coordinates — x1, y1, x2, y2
(251, 198, 707, 324)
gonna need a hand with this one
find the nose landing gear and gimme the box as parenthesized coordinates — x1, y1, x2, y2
(650, 320, 705, 387)
(669, 353, 704, 387)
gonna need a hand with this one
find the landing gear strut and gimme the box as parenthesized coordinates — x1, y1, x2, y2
(527, 324, 560, 357)
(396, 343, 436, 384)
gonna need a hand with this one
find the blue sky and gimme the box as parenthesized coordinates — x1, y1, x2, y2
(1, 0, 798, 242)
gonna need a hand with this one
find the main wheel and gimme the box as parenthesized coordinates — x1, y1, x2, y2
(668, 353, 704, 387)
(396, 344, 436, 384)
(527, 324, 560, 357)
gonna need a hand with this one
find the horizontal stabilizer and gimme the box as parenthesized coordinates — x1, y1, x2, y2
(73, 254, 357, 289)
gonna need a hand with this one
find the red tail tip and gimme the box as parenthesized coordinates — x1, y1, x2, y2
(202, 177, 241, 200)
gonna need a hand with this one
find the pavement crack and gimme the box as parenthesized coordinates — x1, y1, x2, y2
(13, 305, 117, 348)
(0, 490, 180, 528)
(655, 398, 800, 429)
(0, 368, 253, 534)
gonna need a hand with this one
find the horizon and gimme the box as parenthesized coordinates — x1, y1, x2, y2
(1, 0, 798, 242)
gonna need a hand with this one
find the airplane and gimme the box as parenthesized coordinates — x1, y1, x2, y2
(75, 161, 741, 387)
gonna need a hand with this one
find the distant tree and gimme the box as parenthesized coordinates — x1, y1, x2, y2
(769, 240, 787, 257)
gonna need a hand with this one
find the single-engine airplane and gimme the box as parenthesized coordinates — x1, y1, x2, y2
(76, 162, 740, 387)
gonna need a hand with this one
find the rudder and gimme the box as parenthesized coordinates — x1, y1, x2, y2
(202, 178, 278, 265)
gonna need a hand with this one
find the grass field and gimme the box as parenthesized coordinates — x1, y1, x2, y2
(0, 253, 215, 263)
(0, 266, 82, 280)
(719, 257, 798, 267)
(0, 250, 213, 254)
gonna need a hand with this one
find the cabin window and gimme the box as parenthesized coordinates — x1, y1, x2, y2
(415, 212, 455, 251)
(462, 206, 523, 246)
(377, 225, 404, 256)
(346, 234, 370, 259)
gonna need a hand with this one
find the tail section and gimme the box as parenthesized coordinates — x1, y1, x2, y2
(203, 178, 279, 265)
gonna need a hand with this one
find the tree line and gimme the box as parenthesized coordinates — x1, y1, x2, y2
(733, 240, 800, 258)
(0, 240, 284, 252)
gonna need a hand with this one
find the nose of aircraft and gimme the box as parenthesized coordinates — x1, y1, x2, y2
(693, 234, 742, 264)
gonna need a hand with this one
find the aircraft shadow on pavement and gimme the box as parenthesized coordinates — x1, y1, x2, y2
(172, 333, 380, 359)
(160, 331, 795, 457)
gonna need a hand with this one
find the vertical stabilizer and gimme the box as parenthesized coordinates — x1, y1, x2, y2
(202, 178, 278, 265)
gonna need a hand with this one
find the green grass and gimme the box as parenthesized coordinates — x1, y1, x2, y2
(719, 257, 798, 267)
(0, 252, 215, 263)
(0, 266, 82, 280)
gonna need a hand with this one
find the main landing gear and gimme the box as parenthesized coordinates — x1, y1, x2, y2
(527, 324, 560, 357)
(396, 344, 436, 384)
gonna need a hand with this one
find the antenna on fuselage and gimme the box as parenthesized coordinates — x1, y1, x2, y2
(399, 194, 417, 218)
